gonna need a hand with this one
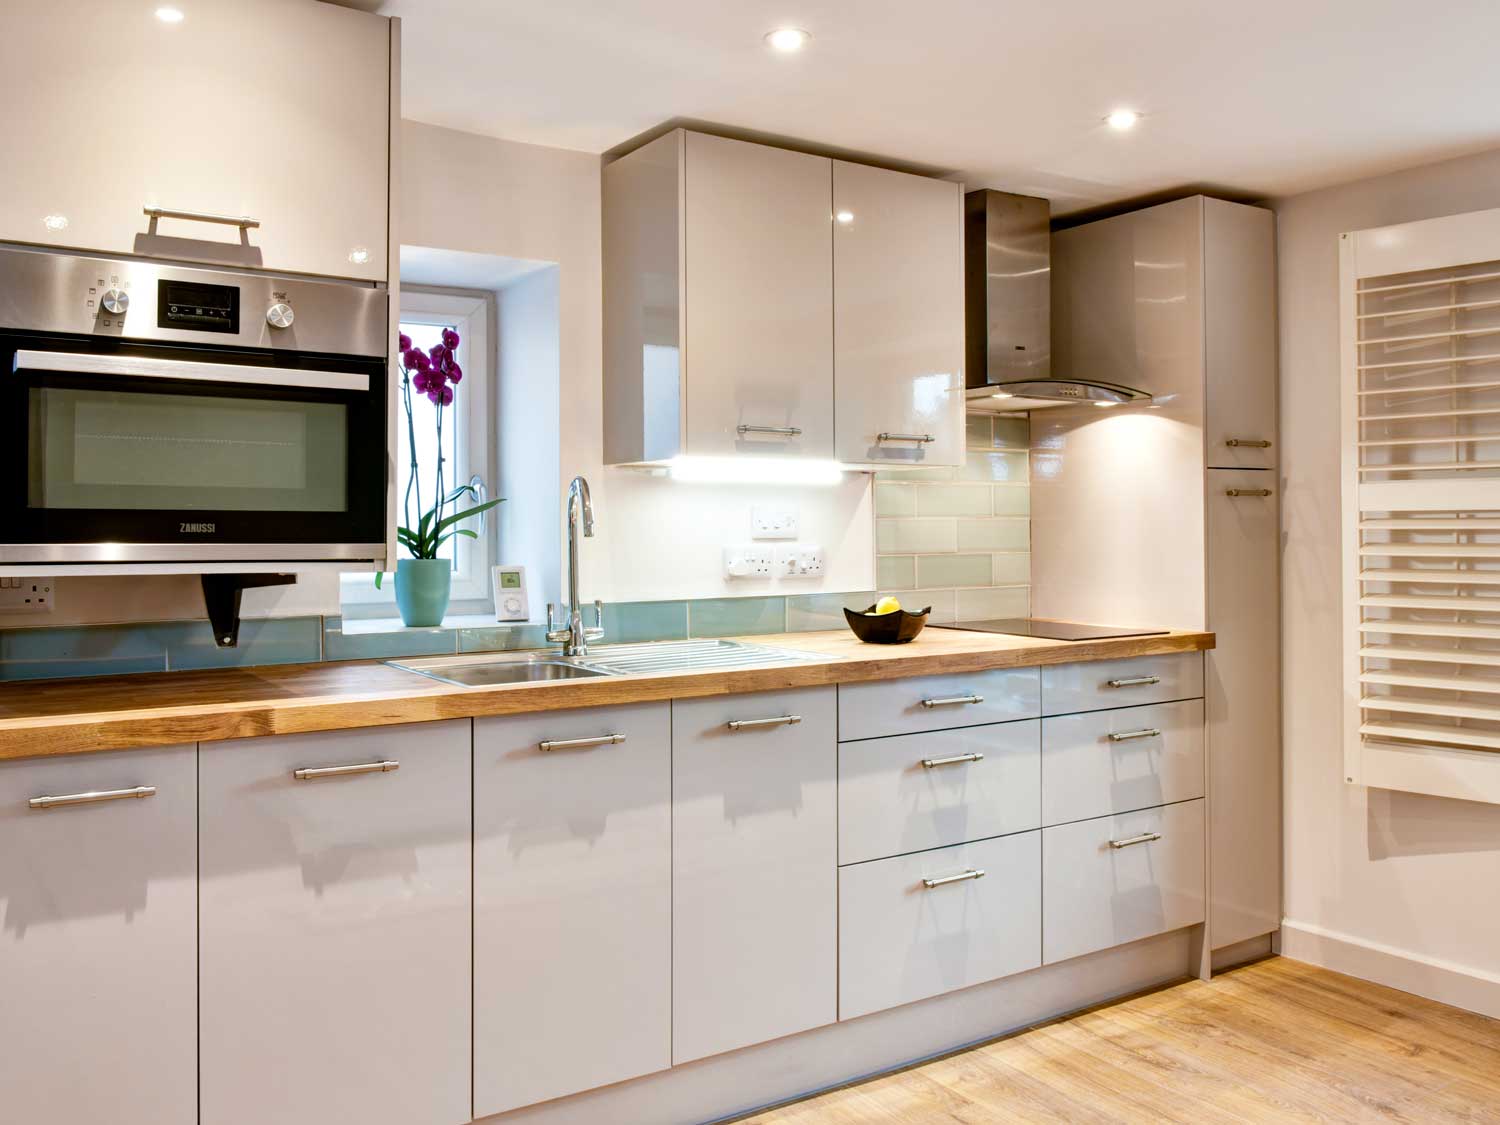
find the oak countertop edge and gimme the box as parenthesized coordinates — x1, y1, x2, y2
(0, 628, 1214, 760)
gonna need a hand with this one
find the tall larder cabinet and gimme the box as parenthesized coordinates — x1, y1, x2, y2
(1032, 195, 1281, 958)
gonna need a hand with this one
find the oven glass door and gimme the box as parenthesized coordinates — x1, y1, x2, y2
(4, 332, 386, 552)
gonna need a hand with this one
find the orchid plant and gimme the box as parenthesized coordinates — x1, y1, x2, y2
(374, 326, 502, 588)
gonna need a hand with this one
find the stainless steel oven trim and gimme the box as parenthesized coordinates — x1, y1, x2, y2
(15, 349, 369, 392)
(0, 543, 385, 563)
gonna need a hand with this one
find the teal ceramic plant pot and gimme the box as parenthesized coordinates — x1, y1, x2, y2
(394, 558, 452, 628)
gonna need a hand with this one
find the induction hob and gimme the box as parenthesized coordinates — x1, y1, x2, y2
(931, 618, 1169, 642)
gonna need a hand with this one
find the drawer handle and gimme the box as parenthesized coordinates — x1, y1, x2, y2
(143, 205, 260, 230)
(28, 785, 156, 810)
(1108, 831, 1163, 850)
(737, 424, 802, 438)
(1108, 728, 1162, 743)
(1225, 488, 1274, 498)
(1224, 438, 1273, 448)
(726, 715, 802, 731)
(877, 432, 936, 444)
(922, 868, 986, 889)
(920, 693, 985, 709)
(921, 752, 985, 768)
(294, 760, 399, 780)
(1106, 675, 1160, 689)
(538, 733, 627, 752)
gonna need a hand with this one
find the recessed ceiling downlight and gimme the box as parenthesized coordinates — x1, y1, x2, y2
(1106, 109, 1140, 131)
(765, 27, 810, 52)
(155, 6, 185, 23)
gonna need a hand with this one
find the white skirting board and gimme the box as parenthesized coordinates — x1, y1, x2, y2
(476, 929, 1196, 1125)
(1282, 919, 1500, 1020)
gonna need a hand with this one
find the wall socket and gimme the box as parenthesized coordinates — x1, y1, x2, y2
(0, 577, 55, 613)
(723, 545, 774, 579)
(775, 546, 826, 577)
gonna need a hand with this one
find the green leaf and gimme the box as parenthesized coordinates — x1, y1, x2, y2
(374, 571, 384, 590)
(432, 497, 504, 537)
(442, 484, 478, 505)
(431, 528, 479, 551)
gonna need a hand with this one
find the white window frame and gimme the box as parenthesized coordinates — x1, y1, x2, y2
(342, 289, 493, 615)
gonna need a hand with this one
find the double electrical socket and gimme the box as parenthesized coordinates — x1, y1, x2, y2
(723, 544, 824, 579)
(0, 577, 54, 613)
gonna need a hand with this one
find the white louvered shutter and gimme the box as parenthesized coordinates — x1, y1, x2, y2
(1342, 208, 1500, 803)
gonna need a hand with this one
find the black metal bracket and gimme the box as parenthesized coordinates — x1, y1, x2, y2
(201, 573, 297, 648)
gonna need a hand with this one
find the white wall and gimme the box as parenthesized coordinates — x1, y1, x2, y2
(1273, 146, 1500, 1013)
(402, 120, 874, 603)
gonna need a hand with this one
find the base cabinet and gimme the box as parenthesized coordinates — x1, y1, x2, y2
(672, 688, 838, 1063)
(839, 831, 1042, 1020)
(474, 703, 672, 1116)
(199, 722, 472, 1125)
(0, 745, 197, 1125)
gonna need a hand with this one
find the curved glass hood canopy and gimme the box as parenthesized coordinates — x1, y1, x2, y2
(964, 189, 1151, 408)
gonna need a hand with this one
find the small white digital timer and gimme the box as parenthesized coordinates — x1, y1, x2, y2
(492, 565, 530, 622)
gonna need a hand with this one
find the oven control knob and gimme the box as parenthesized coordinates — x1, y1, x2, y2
(100, 288, 129, 315)
(266, 302, 295, 330)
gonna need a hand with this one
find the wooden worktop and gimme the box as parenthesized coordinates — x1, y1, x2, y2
(0, 627, 1213, 760)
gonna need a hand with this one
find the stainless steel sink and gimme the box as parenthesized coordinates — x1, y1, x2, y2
(388, 654, 611, 687)
(388, 639, 819, 687)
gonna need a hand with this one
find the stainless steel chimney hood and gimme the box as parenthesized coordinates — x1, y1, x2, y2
(964, 189, 1150, 408)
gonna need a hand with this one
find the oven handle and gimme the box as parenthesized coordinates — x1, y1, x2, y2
(13, 349, 369, 393)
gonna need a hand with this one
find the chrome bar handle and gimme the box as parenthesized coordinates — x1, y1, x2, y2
(726, 715, 802, 731)
(545, 603, 569, 643)
(736, 424, 803, 437)
(877, 432, 936, 444)
(921, 868, 986, 889)
(29, 785, 156, 810)
(920, 693, 985, 709)
(1225, 488, 1274, 498)
(585, 599, 605, 641)
(539, 733, 626, 753)
(144, 205, 260, 230)
(294, 761, 399, 780)
(1109, 831, 1163, 850)
(1108, 728, 1162, 743)
(921, 752, 985, 768)
(1224, 438, 1273, 448)
(1106, 675, 1160, 688)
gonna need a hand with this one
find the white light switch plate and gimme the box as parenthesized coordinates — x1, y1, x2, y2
(775, 546, 826, 577)
(0, 577, 54, 613)
(751, 505, 799, 539)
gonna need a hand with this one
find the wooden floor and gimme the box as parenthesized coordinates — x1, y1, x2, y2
(741, 957, 1500, 1124)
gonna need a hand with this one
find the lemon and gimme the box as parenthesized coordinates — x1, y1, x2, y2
(872, 596, 902, 616)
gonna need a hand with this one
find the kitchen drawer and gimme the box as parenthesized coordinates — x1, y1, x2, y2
(839, 832, 1040, 1020)
(1041, 653, 1203, 716)
(1042, 799, 1205, 965)
(0, 745, 197, 1125)
(1041, 700, 1204, 826)
(838, 667, 1040, 741)
(839, 720, 1040, 865)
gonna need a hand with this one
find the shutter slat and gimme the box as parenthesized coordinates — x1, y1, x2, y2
(1361, 646, 1500, 667)
(1360, 722, 1500, 753)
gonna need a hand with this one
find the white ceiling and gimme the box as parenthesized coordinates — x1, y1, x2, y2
(353, 0, 1500, 214)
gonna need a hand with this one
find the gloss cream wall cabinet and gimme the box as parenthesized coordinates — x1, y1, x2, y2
(1035, 195, 1281, 958)
(603, 129, 964, 468)
(1, 0, 393, 281)
(0, 746, 197, 1125)
(473, 703, 672, 1117)
(199, 723, 471, 1125)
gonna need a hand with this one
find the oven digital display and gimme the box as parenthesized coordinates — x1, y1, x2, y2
(158, 279, 239, 333)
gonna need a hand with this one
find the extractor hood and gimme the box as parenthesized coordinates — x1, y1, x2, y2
(964, 189, 1151, 409)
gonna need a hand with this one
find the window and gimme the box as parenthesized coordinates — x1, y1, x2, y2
(342, 289, 493, 614)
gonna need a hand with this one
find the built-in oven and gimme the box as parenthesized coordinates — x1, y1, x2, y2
(0, 244, 388, 564)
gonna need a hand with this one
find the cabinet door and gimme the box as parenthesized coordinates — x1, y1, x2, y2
(683, 132, 833, 457)
(1207, 471, 1281, 948)
(0, 0, 389, 281)
(0, 746, 196, 1125)
(200, 722, 471, 1125)
(673, 687, 837, 1063)
(1205, 200, 1277, 469)
(474, 703, 672, 1116)
(833, 161, 965, 467)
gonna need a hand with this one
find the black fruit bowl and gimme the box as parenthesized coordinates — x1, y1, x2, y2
(844, 604, 931, 644)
